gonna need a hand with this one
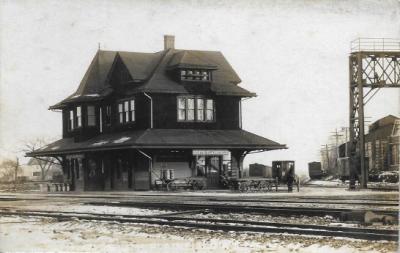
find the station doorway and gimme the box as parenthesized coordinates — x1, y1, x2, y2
(195, 156, 221, 188)
(193, 150, 231, 189)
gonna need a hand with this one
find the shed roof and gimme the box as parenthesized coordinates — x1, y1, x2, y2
(27, 129, 286, 157)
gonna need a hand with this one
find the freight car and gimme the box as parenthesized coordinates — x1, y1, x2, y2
(308, 161, 324, 179)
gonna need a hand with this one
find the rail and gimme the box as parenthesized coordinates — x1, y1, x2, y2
(351, 38, 400, 52)
(1, 209, 397, 241)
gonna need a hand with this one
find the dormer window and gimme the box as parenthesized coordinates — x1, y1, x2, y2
(180, 69, 211, 81)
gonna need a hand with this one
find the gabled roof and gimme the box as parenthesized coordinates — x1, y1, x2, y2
(27, 129, 287, 157)
(369, 114, 399, 132)
(50, 47, 254, 109)
(50, 51, 117, 109)
(118, 51, 164, 80)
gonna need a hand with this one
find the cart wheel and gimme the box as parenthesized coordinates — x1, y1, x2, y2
(266, 182, 272, 192)
(250, 181, 258, 192)
(238, 183, 248, 192)
(167, 182, 177, 191)
(197, 183, 204, 190)
(259, 181, 270, 192)
(192, 181, 202, 190)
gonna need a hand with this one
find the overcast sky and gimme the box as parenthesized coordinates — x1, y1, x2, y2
(1, 0, 399, 174)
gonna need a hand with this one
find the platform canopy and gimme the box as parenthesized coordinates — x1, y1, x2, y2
(27, 129, 286, 157)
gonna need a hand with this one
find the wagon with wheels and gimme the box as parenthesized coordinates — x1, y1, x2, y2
(155, 177, 206, 191)
(220, 175, 278, 192)
(234, 177, 279, 192)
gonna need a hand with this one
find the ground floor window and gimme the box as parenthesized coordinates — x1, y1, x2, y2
(390, 144, 399, 166)
(88, 159, 97, 178)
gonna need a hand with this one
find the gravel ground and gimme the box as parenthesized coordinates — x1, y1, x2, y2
(0, 215, 397, 253)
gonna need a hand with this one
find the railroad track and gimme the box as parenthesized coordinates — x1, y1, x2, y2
(0, 209, 397, 241)
(1, 195, 396, 207)
(203, 198, 398, 206)
(84, 201, 398, 220)
(2, 192, 398, 201)
(1, 193, 398, 205)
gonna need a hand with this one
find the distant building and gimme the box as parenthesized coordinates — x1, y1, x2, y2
(19, 158, 63, 182)
(339, 115, 400, 176)
(365, 115, 399, 174)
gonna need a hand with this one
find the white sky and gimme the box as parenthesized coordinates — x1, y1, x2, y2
(0, 0, 399, 175)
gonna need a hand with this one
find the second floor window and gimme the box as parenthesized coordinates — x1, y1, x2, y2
(87, 106, 96, 126)
(76, 106, 82, 127)
(178, 96, 215, 122)
(105, 105, 111, 126)
(118, 99, 135, 124)
(68, 110, 74, 131)
(205, 99, 214, 121)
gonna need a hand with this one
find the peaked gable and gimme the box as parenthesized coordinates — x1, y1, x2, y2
(118, 51, 163, 81)
(50, 47, 254, 109)
(50, 50, 116, 109)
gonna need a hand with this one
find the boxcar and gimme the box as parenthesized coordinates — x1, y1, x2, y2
(308, 161, 324, 179)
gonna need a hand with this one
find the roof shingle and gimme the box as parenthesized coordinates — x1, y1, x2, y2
(27, 129, 286, 156)
(50, 47, 254, 109)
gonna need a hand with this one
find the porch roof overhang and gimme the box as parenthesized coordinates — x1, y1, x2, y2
(26, 129, 287, 157)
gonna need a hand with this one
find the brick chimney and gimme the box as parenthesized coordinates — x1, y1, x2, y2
(164, 35, 175, 50)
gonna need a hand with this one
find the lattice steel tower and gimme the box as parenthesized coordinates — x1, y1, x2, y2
(348, 38, 400, 189)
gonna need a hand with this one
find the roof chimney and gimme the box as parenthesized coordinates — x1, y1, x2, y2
(164, 35, 175, 50)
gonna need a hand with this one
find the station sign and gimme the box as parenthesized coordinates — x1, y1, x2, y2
(192, 149, 230, 156)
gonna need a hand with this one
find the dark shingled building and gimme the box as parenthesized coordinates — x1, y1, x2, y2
(28, 35, 286, 191)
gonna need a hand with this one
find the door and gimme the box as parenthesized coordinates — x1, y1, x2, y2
(206, 156, 221, 188)
(85, 158, 105, 191)
(134, 156, 150, 190)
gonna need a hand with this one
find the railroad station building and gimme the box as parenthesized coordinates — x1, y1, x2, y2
(28, 35, 286, 191)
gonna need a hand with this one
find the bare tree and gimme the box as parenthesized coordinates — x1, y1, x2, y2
(0, 158, 21, 183)
(24, 138, 60, 181)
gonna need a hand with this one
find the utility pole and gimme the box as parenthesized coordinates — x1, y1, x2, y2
(321, 145, 331, 174)
(14, 157, 19, 191)
(330, 128, 343, 173)
(341, 127, 349, 157)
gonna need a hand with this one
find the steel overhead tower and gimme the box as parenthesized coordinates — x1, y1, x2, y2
(348, 38, 400, 189)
